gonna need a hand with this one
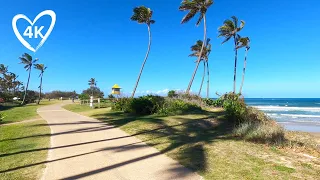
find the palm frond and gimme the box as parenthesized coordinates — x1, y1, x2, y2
(221, 36, 232, 44)
(195, 12, 204, 26)
(231, 16, 238, 29)
(181, 9, 197, 24)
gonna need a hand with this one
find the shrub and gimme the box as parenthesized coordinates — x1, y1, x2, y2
(167, 90, 177, 98)
(144, 95, 165, 113)
(108, 94, 115, 99)
(158, 99, 202, 116)
(218, 92, 286, 144)
(112, 97, 132, 111)
(79, 94, 89, 100)
(233, 121, 285, 144)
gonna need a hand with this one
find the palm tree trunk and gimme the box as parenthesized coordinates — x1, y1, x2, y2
(186, 14, 207, 94)
(37, 74, 43, 104)
(131, 24, 152, 98)
(21, 68, 31, 105)
(233, 35, 238, 93)
(239, 48, 248, 94)
(206, 60, 210, 99)
(198, 61, 206, 96)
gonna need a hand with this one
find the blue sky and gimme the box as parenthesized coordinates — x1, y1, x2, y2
(0, 0, 319, 98)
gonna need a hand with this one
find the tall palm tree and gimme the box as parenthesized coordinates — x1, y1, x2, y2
(130, 6, 155, 97)
(19, 53, 38, 104)
(34, 64, 47, 104)
(236, 36, 250, 94)
(179, 0, 213, 94)
(218, 16, 245, 93)
(88, 78, 97, 96)
(189, 38, 211, 98)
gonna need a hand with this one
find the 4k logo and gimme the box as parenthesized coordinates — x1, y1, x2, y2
(12, 10, 56, 52)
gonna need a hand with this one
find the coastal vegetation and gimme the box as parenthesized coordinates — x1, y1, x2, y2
(63, 92, 320, 179)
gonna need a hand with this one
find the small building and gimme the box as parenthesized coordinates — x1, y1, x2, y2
(112, 84, 121, 95)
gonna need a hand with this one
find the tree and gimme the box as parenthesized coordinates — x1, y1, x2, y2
(130, 6, 155, 97)
(179, 0, 213, 94)
(82, 87, 104, 98)
(189, 38, 212, 98)
(34, 64, 47, 104)
(236, 36, 250, 94)
(19, 53, 38, 104)
(218, 16, 245, 93)
(88, 78, 97, 96)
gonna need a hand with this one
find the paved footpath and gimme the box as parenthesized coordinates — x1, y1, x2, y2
(38, 103, 202, 180)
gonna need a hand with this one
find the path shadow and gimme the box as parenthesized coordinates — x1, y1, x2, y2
(2, 109, 233, 178)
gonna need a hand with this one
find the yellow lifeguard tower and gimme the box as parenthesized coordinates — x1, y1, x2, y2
(112, 84, 121, 95)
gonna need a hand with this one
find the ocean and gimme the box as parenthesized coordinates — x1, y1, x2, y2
(245, 98, 320, 132)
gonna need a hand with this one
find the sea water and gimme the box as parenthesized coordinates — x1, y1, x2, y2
(245, 98, 320, 132)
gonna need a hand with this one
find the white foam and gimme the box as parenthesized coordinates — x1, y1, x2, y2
(280, 114, 320, 118)
(253, 106, 320, 112)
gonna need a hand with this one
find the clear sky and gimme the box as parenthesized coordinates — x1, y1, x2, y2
(0, 0, 319, 98)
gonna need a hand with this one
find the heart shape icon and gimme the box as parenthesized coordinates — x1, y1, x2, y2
(12, 10, 56, 52)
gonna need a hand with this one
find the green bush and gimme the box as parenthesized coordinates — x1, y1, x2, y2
(158, 99, 202, 116)
(144, 95, 165, 113)
(79, 94, 89, 100)
(112, 97, 132, 111)
(221, 93, 247, 123)
(202, 98, 223, 107)
(167, 90, 177, 98)
(218, 92, 285, 144)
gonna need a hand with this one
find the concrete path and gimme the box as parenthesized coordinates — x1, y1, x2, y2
(37, 103, 202, 180)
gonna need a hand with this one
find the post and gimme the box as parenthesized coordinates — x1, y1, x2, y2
(90, 96, 93, 108)
(98, 98, 100, 108)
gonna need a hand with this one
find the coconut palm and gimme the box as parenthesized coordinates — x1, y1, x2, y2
(179, 0, 213, 94)
(34, 64, 47, 104)
(218, 16, 245, 93)
(130, 6, 155, 97)
(189, 38, 212, 98)
(88, 78, 97, 96)
(19, 53, 38, 104)
(236, 36, 250, 94)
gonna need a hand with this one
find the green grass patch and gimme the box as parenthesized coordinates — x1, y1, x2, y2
(63, 104, 320, 179)
(274, 165, 295, 173)
(63, 104, 94, 112)
(0, 120, 50, 180)
(0, 100, 59, 124)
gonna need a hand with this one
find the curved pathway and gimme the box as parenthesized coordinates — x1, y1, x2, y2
(38, 103, 201, 180)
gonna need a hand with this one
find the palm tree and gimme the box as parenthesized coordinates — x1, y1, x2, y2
(179, 0, 213, 94)
(19, 53, 38, 104)
(88, 78, 97, 96)
(189, 38, 211, 98)
(218, 16, 245, 93)
(34, 64, 47, 104)
(130, 6, 155, 98)
(236, 36, 250, 94)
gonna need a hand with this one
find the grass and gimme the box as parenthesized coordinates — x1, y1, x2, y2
(63, 104, 320, 179)
(0, 100, 59, 124)
(0, 120, 50, 180)
(63, 103, 96, 112)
